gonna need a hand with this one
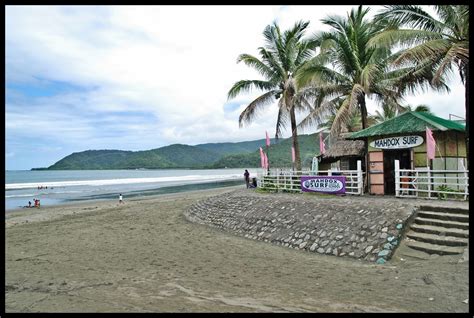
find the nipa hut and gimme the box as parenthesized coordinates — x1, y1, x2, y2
(318, 133, 366, 171)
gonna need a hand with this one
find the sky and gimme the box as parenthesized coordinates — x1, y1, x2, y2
(5, 5, 466, 170)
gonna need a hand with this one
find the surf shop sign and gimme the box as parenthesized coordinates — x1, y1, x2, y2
(301, 176, 346, 194)
(370, 135, 423, 149)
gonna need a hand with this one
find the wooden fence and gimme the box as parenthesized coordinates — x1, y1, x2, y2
(395, 159, 469, 200)
(257, 160, 364, 195)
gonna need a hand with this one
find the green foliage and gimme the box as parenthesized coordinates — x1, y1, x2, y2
(436, 185, 464, 200)
(38, 136, 317, 170)
(195, 138, 275, 156)
(211, 133, 322, 169)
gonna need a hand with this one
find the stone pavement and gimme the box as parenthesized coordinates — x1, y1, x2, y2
(185, 188, 469, 263)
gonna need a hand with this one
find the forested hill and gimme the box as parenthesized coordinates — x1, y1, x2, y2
(210, 133, 323, 169)
(33, 134, 322, 170)
(195, 138, 274, 156)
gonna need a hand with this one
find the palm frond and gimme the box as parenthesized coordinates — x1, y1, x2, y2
(368, 29, 442, 49)
(393, 39, 452, 66)
(228, 80, 276, 100)
(375, 5, 446, 33)
(236, 54, 278, 81)
(275, 98, 289, 139)
(330, 97, 351, 137)
(238, 90, 279, 127)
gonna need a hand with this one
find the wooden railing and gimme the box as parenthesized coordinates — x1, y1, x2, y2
(257, 160, 364, 195)
(395, 159, 469, 200)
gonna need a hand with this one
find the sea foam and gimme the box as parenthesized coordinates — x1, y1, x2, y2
(5, 174, 242, 190)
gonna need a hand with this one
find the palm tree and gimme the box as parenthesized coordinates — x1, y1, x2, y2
(321, 107, 374, 132)
(372, 5, 469, 166)
(296, 6, 400, 137)
(296, 6, 448, 137)
(371, 102, 399, 124)
(227, 21, 317, 171)
(401, 104, 432, 114)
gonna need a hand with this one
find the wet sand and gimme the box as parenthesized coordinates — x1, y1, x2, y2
(5, 186, 469, 312)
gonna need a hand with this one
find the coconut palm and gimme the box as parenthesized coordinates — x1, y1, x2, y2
(372, 5, 469, 165)
(371, 102, 399, 124)
(295, 6, 398, 137)
(296, 6, 448, 137)
(401, 104, 432, 114)
(321, 107, 374, 132)
(227, 21, 317, 171)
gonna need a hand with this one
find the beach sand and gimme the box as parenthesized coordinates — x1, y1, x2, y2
(5, 186, 469, 312)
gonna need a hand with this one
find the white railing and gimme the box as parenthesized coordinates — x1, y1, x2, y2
(257, 160, 364, 195)
(395, 159, 469, 200)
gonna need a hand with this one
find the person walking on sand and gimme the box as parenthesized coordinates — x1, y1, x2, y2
(119, 194, 123, 204)
(244, 169, 250, 189)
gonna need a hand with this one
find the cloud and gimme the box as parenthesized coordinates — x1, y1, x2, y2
(5, 5, 466, 170)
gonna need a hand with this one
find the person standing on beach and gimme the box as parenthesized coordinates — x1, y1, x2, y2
(244, 170, 250, 188)
(119, 194, 123, 204)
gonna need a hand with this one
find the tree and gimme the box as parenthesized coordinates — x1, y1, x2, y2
(295, 6, 401, 138)
(373, 5, 469, 166)
(401, 104, 432, 114)
(296, 6, 448, 137)
(371, 101, 399, 124)
(227, 21, 317, 171)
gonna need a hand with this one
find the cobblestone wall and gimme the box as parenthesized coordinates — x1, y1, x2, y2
(184, 189, 417, 263)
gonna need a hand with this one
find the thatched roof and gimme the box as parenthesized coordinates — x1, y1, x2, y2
(321, 137, 365, 159)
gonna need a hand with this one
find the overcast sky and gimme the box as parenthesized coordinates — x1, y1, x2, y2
(5, 5, 466, 170)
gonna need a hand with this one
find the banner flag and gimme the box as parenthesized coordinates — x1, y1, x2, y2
(320, 133, 326, 155)
(426, 127, 436, 160)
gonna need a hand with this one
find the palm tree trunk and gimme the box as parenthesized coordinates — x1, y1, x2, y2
(359, 93, 368, 130)
(289, 106, 302, 171)
(465, 63, 469, 170)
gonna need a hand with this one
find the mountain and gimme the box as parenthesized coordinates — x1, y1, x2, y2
(34, 134, 322, 170)
(211, 133, 322, 169)
(45, 145, 220, 170)
(194, 138, 276, 157)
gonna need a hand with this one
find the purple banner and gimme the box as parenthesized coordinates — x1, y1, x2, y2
(301, 176, 346, 194)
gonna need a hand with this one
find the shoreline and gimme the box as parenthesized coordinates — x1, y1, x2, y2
(5, 185, 244, 227)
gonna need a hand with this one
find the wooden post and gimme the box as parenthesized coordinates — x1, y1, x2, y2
(276, 168, 279, 192)
(394, 160, 400, 197)
(460, 158, 469, 200)
(427, 166, 431, 199)
(357, 160, 363, 195)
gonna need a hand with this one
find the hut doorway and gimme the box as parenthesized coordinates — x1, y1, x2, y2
(383, 149, 411, 195)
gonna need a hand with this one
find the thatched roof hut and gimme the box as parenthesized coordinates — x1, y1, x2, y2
(319, 133, 365, 163)
(322, 138, 365, 160)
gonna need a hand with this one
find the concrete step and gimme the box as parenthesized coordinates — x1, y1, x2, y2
(406, 231, 468, 247)
(410, 223, 469, 238)
(417, 211, 469, 223)
(405, 240, 466, 255)
(414, 217, 469, 230)
(418, 205, 469, 215)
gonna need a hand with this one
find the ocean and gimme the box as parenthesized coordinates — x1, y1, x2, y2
(5, 169, 258, 211)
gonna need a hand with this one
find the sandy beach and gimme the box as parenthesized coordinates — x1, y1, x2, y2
(5, 186, 469, 312)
